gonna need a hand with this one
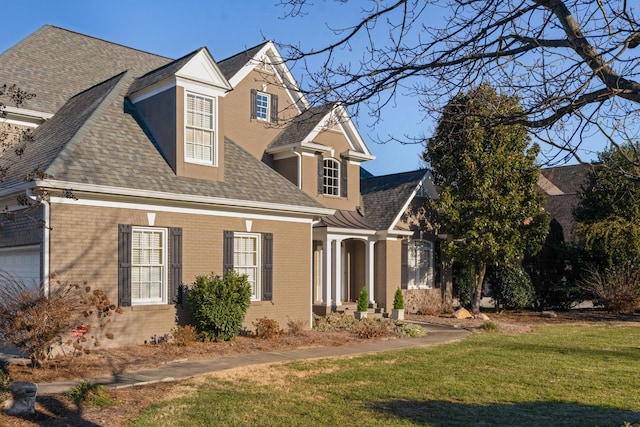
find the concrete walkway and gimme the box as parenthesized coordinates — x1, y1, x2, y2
(4, 323, 470, 395)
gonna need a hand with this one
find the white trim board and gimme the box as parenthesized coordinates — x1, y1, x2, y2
(49, 196, 316, 224)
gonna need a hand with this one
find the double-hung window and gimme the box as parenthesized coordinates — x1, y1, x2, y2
(233, 233, 261, 301)
(185, 93, 215, 165)
(323, 158, 340, 196)
(131, 227, 167, 304)
(223, 230, 273, 302)
(407, 240, 434, 289)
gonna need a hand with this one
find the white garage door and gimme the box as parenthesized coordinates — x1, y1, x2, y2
(0, 245, 41, 287)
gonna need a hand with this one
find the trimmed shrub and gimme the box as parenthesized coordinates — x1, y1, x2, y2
(488, 263, 535, 310)
(357, 287, 368, 312)
(393, 288, 405, 310)
(189, 271, 251, 341)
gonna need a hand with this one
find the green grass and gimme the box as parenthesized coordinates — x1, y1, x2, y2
(130, 324, 640, 426)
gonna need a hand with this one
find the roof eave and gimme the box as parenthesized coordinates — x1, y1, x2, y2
(36, 179, 334, 217)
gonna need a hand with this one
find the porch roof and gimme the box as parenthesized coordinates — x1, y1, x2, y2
(316, 209, 375, 230)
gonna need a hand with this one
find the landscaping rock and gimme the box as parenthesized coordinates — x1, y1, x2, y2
(477, 313, 490, 321)
(542, 311, 558, 318)
(452, 308, 473, 319)
(4, 382, 37, 415)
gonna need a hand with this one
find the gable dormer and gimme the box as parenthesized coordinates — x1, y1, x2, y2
(128, 48, 232, 181)
(267, 104, 375, 211)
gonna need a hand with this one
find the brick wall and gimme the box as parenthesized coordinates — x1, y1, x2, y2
(49, 202, 312, 346)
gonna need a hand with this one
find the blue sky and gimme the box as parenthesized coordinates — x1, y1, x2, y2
(1, 0, 429, 176)
(3, 1, 593, 175)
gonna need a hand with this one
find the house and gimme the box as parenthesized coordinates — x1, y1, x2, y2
(0, 26, 451, 346)
(538, 164, 591, 243)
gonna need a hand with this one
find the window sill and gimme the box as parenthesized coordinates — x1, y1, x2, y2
(129, 304, 172, 311)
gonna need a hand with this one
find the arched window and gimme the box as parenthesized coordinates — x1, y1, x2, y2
(323, 158, 340, 196)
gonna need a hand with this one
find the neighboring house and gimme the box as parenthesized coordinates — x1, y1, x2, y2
(0, 26, 451, 346)
(538, 164, 591, 243)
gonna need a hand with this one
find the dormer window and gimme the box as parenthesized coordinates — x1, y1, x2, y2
(185, 92, 216, 165)
(323, 158, 340, 196)
(250, 89, 278, 123)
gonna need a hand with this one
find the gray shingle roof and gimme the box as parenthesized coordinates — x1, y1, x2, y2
(541, 164, 590, 195)
(0, 29, 325, 212)
(0, 25, 171, 114)
(360, 169, 429, 230)
(217, 42, 268, 80)
(268, 104, 336, 149)
(127, 49, 201, 95)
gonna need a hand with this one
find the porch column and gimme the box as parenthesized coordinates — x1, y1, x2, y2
(322, 237, 333, 307)
(334, 238, 343, 307)
(366, 239, 375, 305)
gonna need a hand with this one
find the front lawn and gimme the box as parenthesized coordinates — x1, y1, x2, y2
(130, 323, 640, 426)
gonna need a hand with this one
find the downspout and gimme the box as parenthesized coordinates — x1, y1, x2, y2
(26, 189, 50, 296)
(292, 148, 302, 189)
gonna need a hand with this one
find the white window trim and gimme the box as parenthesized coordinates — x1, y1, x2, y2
(407, 240, 434, 290)
(131, 226, 168, 305)
(323, 158, 340, 196)
(184, 91, 218, 166)
(234, 232, 262, 301)
(255, 91, 270, 122)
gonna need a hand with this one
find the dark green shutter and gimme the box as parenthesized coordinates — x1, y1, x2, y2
(401, 239, 408, 290)
(262, 233, 273, 301)
(170, 227, 183, 304)
(250, 89, 257, 119)
(118, 224, 132, 307)
(270, 94, 279, 123)
(223, 230, 234, 274)
(317, 155, 324, 194)
(340, 158, 348, 197)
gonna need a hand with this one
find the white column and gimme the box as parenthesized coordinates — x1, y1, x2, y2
(366, 239, 376, 305)
(334, 239, 343, 307)
(322, 237, 333, 307)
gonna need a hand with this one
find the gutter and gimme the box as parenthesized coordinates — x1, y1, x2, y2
(36, 179, 334, 217)
(292, 148, 302, 189)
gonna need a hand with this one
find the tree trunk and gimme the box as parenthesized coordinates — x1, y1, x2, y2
(471, 263, 487, 314)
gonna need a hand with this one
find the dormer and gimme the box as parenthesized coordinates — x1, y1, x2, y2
(127, 48, 232, 181)
(266, 104, 375, 211)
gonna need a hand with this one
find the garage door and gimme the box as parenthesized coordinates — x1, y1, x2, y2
(0, 245, 41, 287)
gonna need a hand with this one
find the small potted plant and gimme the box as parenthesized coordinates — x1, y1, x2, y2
(355, 287, 369, 320)
(391, 288, 405, 320)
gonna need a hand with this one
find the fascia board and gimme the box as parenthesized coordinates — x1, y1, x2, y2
(387, 172, 430, 232)
(228, 41, 308, 112)
(335, 104, 373, 157)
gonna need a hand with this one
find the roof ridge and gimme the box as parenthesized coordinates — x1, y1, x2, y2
(218, 41, 270, 63)
(46, 25, 172, 60)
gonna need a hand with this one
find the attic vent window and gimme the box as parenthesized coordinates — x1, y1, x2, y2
(185, 93, 216, 165)
(256, 92, 270, 121)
